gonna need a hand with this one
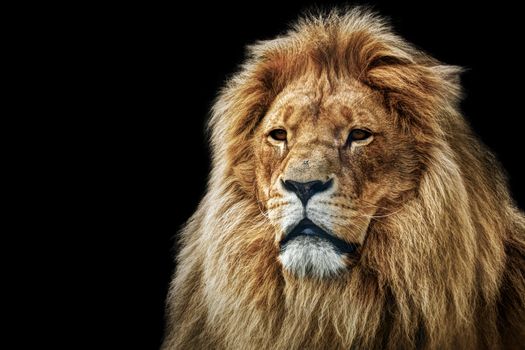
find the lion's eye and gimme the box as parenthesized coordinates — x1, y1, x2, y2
(348, 129, 372, 142)
(269, 129, 287, 141)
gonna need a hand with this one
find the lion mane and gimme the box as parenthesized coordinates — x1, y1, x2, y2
(163, 9, 525, 350)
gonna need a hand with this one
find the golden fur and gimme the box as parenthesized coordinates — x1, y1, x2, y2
(162, 9, 525, 349)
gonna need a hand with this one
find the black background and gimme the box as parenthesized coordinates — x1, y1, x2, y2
(112, 1, 524, 348)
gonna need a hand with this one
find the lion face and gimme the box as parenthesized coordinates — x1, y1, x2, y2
(255, 78, 417, 278)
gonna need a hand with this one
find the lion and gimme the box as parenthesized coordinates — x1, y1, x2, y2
(162, 8, 525, 350)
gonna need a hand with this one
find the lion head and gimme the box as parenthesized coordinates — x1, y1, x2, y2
(256, 75, 421, 278)
(163, 8, 525, 350)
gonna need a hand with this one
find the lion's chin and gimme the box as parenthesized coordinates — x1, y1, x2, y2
(279, 236, 347, 278)
(278, 218, 357, 278)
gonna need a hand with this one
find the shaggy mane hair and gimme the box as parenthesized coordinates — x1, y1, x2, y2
(163, 8, 525, 350)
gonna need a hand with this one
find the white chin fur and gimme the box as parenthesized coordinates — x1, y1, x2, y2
(279, 236, 346, 278)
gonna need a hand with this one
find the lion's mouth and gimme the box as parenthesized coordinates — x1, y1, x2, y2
(280, 218, 359, 254)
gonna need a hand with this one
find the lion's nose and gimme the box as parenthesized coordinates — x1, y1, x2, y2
(282, 179, 333, 206)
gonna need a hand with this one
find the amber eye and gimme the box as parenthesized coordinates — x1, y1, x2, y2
(348, 129, 372, 142)
(269, 129, 287, 141)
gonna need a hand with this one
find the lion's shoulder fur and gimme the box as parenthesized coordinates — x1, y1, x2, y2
(163, 8, 525, 350)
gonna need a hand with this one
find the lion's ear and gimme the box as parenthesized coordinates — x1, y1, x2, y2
(424, 63, 464, 108)
(365, 60, 463, 131)
(431, 64, 463, 93)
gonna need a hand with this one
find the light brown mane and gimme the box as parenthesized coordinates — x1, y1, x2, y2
(163, 8, 525, 349)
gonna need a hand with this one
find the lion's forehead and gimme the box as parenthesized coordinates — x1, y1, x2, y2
(264, 84, 384, 133)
